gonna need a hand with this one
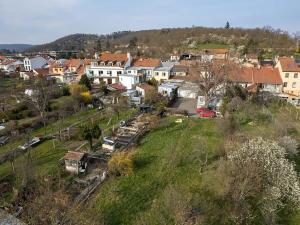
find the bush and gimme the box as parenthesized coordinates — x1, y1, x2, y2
(108, 152, 134, 176)
(278, 136, 299, 157)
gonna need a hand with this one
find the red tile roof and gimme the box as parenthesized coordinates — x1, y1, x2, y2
(99, 53, 128, 62)
(64, 151, 85, 161)
(34, 68, 50, 76)
(132, 58, 161, 67)
(136, 83, 156, 91)
(109, 83, 126, 91)
(66, 59, 82, 67)
(278, 57, 300, 72)
(229, 67, 282, 85)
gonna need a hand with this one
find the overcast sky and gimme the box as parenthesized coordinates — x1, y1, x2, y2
(0, 0, 299, 44)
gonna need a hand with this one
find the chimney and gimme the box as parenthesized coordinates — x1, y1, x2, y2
(127, 52, 132, 65)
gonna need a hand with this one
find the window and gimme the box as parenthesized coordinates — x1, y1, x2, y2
(292, 82, 297, 88)
(99, 71, 103, 75)
(285, 73, 289, 78)
(128, 71, 131, 74)
(108, 62, 113, 66)
(283, 82, 287, 87)
(294, 73, 298, 78)
(155, 72, 159, 76)
(162, 72, 166, 76)
(100, 62, 105, 66)
(107, 71, 112, 75)
(117, 71, 122, 75)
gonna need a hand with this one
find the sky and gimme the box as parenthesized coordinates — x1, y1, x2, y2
(0, 0, 299, 44)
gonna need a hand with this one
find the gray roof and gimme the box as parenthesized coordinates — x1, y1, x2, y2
(29, 57, 48, 69)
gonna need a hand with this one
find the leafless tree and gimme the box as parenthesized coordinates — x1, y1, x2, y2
(190, 60, 233, 107)
(26, 78, 52, 136)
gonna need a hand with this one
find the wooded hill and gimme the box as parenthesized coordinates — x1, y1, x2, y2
(26, 26, 296, 58)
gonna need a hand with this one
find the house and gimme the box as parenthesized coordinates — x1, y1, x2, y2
(202, 49, 229, 61)
(229, 67, 283, 94)
(158, 80, 182, 98)
(153, 62, 175, 83)
(177, 82, 199, 99)
(0, 55, 6, 63)
(89, 53, 132, 85)
(23, 56, 48, 71)
(276, 57, 300, 97)
(20, 71, 35, 80)
(119, 73, 144, 90)
(245, 54, 259, 65)
(65, 59, 82, 73)
(33, 68, 50, 77)
(136, 83, 156, 98)
(49, 60, 66, 75)
(170, 53, 180, 61)
(171, 65, 189, 76)
(64, 151, 88, 174)
(126, 58, 162, 80)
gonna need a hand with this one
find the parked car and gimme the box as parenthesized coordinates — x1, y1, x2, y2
(0, 136, 9, 146)
(198, 108, 216, 118)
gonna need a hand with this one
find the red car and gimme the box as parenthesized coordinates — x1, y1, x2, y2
(197, 108, 216, 118)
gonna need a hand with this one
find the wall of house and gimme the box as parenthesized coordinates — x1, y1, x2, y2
(119, 75, 140, 89)
(261, 84, 282, 93)
(153, 70, 170, 82)
(90, 66, 124, 79)
(136, 86, 146, 97)
(276, 62, 300, 96)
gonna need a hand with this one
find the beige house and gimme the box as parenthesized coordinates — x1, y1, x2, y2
(276, 57, 300, 97)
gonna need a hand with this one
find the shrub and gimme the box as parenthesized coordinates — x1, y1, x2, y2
(108, 152, 134, 176)
(278, 136, 299, 157)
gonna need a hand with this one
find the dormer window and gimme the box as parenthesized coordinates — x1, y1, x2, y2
(116, 62, 121, 67)
(100, 62, 105, 66)
(108, 62, 113, 66)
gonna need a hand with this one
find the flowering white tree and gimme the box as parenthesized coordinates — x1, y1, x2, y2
(278, 136, 299, 157)
(227, 137, 300, 224)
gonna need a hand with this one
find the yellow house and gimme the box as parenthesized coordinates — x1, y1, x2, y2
(276, 57, 300, 97)
(49, 62, 65, 75)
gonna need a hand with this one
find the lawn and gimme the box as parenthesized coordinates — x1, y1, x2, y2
(81, 118, 223, 225)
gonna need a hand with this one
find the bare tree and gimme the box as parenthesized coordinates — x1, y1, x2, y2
(26, 78, 52, 136)
(190, 60, 232, 107)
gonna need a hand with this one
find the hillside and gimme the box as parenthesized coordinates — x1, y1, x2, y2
(26, 27, 296, 57)
(0, 44, 33, 52)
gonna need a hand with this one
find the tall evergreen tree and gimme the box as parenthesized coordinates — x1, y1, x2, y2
(225, 21, 230, 29)
(79, 74, 92, 90)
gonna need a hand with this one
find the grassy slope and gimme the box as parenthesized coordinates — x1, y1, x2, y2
(82, 118, 222, 225)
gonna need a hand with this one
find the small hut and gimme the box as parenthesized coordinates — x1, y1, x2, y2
(64, 151, 88, 174)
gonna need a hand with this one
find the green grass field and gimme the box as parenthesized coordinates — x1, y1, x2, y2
(81, 118, 223, 224)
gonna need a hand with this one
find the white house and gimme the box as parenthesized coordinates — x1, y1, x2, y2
(126, 58, 162, 80)
(178, 82, 199, 99)
(89, 53, 132, 85)
(158, 80, 182, 98)
(23, 56, 48, 71)
(119, 73, 144, 90)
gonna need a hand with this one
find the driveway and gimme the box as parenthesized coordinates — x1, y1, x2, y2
(171, 98, 197, 115)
